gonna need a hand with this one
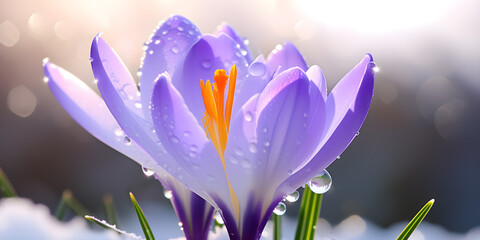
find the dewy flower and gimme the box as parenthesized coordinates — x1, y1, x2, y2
(44, 15, 375, 240)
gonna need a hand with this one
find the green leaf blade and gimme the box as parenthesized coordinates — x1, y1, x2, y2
(130, 192, 155, 240)
(0, 168, 17, 197)
(396, 199, 435, 240)
(295, 185, 324, 240)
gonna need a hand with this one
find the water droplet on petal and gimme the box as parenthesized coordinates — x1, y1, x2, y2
(155, 39, 161, 44)
(114, 128, 123, 137)
(214, 210, 224, 224)
(170, 136, 179, 143)
(201, 60, 212, 69)
(178, 222, 183, 227)
(285, 191, 300, 202)
(163, 189, 173, 199)
(355, 132, 360, 137)
(308, 170, 332, 194)
(43, 77, 49, 83)
(273, 202, 286, 215)
(124, 136, 132, 145)
(234, 148, 244, 156)
(134, 102, 142, 108)
(177, 26, 184, 31)
(244, 111, 253, 122)
(171, 46, 179, 54)
(248, 143, 257, 153)
(142, 167, 154, 177)
(336, 156, 341, 160)
(248, 62, 266, 77)
(89, 58, 94, 62)
(149, 50, 154, 55)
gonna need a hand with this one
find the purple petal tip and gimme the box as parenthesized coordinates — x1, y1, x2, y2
(366, 53, 374, 61)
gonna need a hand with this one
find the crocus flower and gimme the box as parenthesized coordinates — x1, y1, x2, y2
(45, 15, 375, 240)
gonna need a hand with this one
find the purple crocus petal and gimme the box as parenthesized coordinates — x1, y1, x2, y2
(43, 62, 154, 168)
(266, 41, 308, 78)
(306, 65, 327, 100)
(172, 34, 249, 123)
(91, 35, 206, 194)
(151, 73, 232, 207)
(139, 15, 201, 117)
(215, 23, 253, 63)
(221, 67, 324, 239)
(160, 175, 214, 240)
(279, 54, 375, 193)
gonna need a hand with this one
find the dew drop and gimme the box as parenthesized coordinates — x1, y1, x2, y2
(188, 152, 197, 158)
(89, 58, 94, 62)
(178, 222, 183, 227)
(43, 77, 49, 83)
(264, 141, 270, 147)
(201, 60, 212, 69)
(142, 45, 148, 51)
(170, 136, 179, 143)
(263, 128, 268, 133)
(190, 145, 198, 151)
(248, 143, 258, 153)
(177, 26, 184, 31)
(336, 156, 341, 160)
(162, 30, 168, 35)
(114, 128, 123, 137)
(234, 148, 244, 156)
(142, 167, 154, 177)
(273, 202, 286, 215)
(243, 39, 249, 45)
(244, 111, 253, 122)
(214, 210, 224, 224)
(149, 50, 154, 55)
(308, 170, 332, 194)
(355, 132, 360, 137)
(171, 46, 179, 54)
(285, 191, 300, 202)
(155, 39, 161, 44)
(124, 136, 132, 145)
(188, 30, 194, 35)
(136, 69, 143, 77)
(134, 102, 142, 109)
(163, 189, 173, 199)
(183, 131, 191, 137)
(42, 57, 49, 66)
(248, 62, 266, 77)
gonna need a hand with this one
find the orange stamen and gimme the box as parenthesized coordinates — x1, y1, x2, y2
(199, 65, 239, 221)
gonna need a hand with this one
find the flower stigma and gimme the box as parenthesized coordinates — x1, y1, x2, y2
(200, 65, 240, 221)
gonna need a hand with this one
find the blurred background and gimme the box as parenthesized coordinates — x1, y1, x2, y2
(1, 0, 479, 236)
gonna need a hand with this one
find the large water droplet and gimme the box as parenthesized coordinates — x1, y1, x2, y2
(124, 136, 132, 145)
(214, 210, 224, 224)
(308, 170, 332, 194)
(273, 202, 286, 215)
(248, 62, 266, 77)
(163, 189, 173, 199)
(142, 167, 154, 177)
(244, 111, 253, 122)
(285, 191, 300, 202)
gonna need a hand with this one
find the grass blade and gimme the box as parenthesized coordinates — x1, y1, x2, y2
(273, 213, 282, 240)
(85, 215, 143, 240)
(56, 189, 90, 219)
(396, 199, 435, 240)
(130, 192, 155, 240)
(0, 168, 17, 197)
(103, 194, 117, 226)
(295, 185, 323, 240)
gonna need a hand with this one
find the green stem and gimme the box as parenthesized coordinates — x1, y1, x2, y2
(295, 185, 323, 240)
(0, 168, 17, 197)
(273, 213, 282, 240)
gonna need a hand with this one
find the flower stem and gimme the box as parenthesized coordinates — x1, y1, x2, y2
(295, 185, 323, 240)
(273, 213, 282, 240)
